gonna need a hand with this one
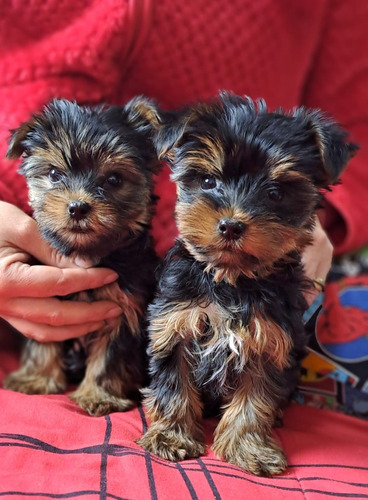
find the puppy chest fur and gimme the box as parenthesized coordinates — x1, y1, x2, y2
(169, 302, 292, 396)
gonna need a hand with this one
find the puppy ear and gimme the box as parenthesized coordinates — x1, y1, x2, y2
(293, 108, 359, 187)
(124, 96, 162, 134)
(154, 110, 188, 165)
(6, 119, 37, 159)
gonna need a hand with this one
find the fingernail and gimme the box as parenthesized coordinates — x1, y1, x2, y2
(103, 272, 119, 284)
(105, 307, 123, 318)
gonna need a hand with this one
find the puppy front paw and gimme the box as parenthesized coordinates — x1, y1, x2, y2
(213, 434, 287, 476)
(69, 388, 136, 416)
(138, 427, 205, 461)
(3, 370, 66, 395)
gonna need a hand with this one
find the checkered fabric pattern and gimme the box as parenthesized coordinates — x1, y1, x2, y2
(1, 390, 367, 498)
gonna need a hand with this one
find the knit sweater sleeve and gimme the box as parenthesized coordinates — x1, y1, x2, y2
(302, 0, 368, 255)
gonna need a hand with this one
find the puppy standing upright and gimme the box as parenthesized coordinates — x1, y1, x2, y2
(4, 97, 160, 416)
(138, 93, 357, 475)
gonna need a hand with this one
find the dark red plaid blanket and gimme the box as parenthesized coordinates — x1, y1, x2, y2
(1, 337, 368, 500)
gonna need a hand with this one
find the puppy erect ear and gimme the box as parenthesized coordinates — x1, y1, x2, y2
(292, 107, 359, 187)
(124, 96, 162, 134)
(6, 119, 37, 160)
(154, 110, 189, 165)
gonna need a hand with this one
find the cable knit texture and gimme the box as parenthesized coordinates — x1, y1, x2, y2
(1, 0, 367, 255)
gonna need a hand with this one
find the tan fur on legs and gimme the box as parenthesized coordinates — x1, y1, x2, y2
(3, 340, 66, 394)
(138, 424, 205, 461)
(212, 370, 287, 476)
(138, 336, 205, 460)
(69, 329, 136, 416)
(70, 381, 135, 417)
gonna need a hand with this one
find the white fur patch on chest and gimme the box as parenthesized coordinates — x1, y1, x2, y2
(151, 301, 291, 381)
(189, 302, 291, 371)
(195, 303, 248, 372)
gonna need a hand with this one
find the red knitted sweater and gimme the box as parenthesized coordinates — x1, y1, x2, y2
(1, 0, 367, 256)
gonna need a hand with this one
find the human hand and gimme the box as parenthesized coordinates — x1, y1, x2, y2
(0, 202, 122, 342)
(302, 215, 333, 306)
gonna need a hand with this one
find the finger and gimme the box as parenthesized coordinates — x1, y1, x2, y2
(301, 253, 318, 282)
(2, 317, 106, 342)
(2, 263, 118, 298)
(301, 220, 333, 281)
(303, 247, 332, 283)
(2, 203, 92, 269)
(316, 249, 333, 281)
(0, 297, 122, 326)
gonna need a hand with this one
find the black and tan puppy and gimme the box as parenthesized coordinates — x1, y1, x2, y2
(4, 97, 160, 416)
(138, 93, 357, 475)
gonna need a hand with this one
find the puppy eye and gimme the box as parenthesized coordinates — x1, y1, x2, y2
(201, 175, 217, 190)
(49, 168, 63, 183)
(105, 173, 122, 187)
(268, 187, 284, 202)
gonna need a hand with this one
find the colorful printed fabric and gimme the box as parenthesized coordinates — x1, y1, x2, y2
(299, 250, 368, 418)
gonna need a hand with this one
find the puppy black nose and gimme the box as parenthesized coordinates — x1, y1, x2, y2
(218, 219, 246, 241)
(68, 201, 91, 221)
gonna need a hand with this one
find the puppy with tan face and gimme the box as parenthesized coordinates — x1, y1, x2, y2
(138, 93, 357, 475)
(4, 97, 161, 416)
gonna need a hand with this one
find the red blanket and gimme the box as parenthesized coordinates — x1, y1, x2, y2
(1, 388, 367, 498)
(1, 324, 368, 499)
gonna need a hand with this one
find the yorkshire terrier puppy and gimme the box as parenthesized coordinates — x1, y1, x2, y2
(4, 97, 161, 416)
(138, 93, 357, 475)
